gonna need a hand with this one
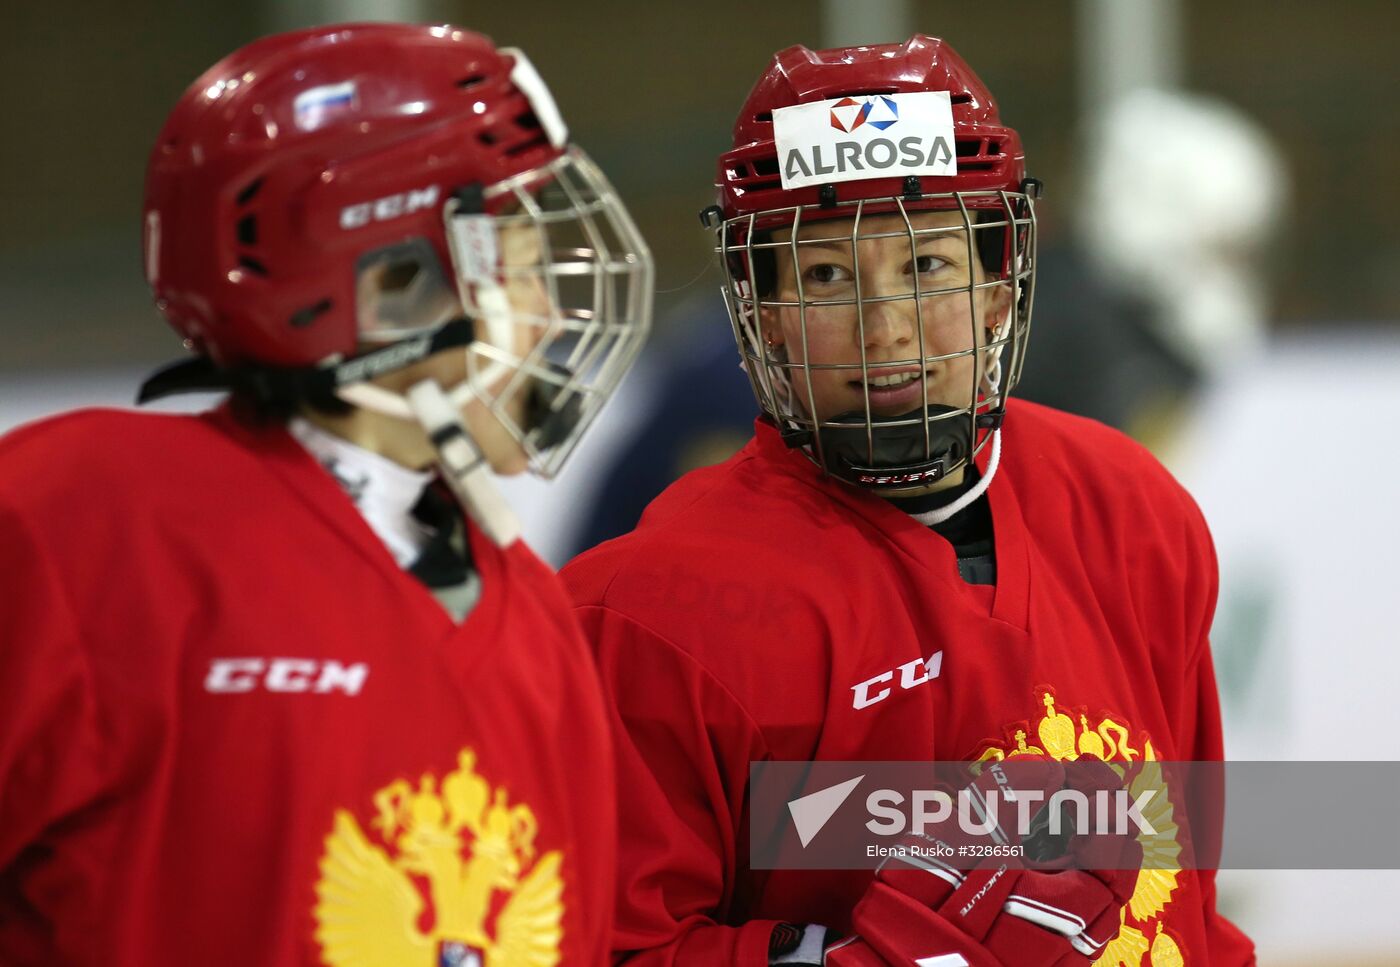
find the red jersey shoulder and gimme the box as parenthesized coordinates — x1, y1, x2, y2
(564, 431, 866, 610)
(1003, 399, 1184, 493)
(560, 428, 877, 705)
(1002, 400, 1218, 667)
(0, 407, 252, 512)
(1002, 398, 1212, 549)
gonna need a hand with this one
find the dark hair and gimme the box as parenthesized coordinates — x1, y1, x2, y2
(228, 385, 354, 426)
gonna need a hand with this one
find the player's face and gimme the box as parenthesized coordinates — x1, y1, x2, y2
(762, 209, 1010, 423)
(363, 220, 549, 475)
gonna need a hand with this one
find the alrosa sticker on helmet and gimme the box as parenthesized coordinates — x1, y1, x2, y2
(772, 91, 957, 190)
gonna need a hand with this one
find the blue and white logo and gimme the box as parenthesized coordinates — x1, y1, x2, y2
(294, 81, 357, 131)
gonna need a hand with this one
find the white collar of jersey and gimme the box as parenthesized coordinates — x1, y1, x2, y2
(288, 416, 434, 568)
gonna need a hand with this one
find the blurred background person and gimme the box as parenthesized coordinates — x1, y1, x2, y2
(1016, 87, 1289, 449)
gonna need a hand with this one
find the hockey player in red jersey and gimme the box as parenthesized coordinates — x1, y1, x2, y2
(561, 35, 1254, 967)
(0, 23, 650, 967)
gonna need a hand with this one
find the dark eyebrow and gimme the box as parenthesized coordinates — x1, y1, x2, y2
(793, 241, 851, 254)
(795, 228, 968, 245)
(795, 237, 968, 261)
(910, 230, 970, 244)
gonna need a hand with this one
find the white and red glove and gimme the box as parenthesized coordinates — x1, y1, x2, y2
(826, 758, 1142, 967)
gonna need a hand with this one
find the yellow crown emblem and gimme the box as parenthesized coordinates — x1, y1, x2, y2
(973, 687, 1185, 967)
(314, 748, 564, 967)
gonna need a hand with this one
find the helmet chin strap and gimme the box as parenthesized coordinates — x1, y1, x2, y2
(331, 318, 524, 548)
(915, 427, 1001, 526)
(334, 287, 517, 422)
(333, 354, 512, 422)
(331, 286, 529, 548)
(912, 352, 1005, 527)
(403, 379, 521, 548)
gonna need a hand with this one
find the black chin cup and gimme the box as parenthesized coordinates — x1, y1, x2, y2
(525, 362, 583, 451)
(782, 406, 1001, 491)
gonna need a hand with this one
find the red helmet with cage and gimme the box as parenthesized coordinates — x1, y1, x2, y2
(145, 23, 561, 368)
(706, 35, 1038, 496)
(141, 23, 652, 488)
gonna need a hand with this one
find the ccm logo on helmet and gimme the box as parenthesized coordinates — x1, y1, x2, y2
(205, 657, 369, 695)
(339, 186, 441, 230)
(852, 650, 944, 709)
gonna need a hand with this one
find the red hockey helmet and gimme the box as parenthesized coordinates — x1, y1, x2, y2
(145, 23, 564, 368)
(142, 23, 652, 480)
(717, 34, 1028, 222)
(706, 36, 1038, 496)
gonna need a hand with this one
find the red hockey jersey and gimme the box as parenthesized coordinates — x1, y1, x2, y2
(0, 405, 614, 966)
(562, 399, 1254, 967)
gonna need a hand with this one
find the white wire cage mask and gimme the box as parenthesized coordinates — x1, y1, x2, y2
(715, 190, 1036, 490)
(340, 146, 654, 479)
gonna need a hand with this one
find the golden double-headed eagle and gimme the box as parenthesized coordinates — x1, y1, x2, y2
(313, 748, 564, 967)
(974, 686, 1186, 967)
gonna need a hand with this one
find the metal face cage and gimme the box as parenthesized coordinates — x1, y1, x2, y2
(352, 146, 653, 479)
(715, 189, 1036, 488)
(462, 148, 653, 478)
